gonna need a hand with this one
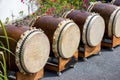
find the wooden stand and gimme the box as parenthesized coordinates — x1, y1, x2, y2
(79, 43, 101, 60)
(45, 51, 78, 76)
(102, 35, 120, 49)
(16, 69, 43, 80)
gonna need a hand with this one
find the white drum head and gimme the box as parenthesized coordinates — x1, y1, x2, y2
(113, 9, 120, 37)
(83, 14, 105, 46)
(59, 22, 80, 58)
(16, 29, 50, 74)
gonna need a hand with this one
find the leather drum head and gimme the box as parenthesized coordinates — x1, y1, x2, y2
(16, 28, 50, 74)
(53, 20, 80, 58)
(83, 14, 105, 46)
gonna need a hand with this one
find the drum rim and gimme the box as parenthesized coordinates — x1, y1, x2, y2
(108, 7, 120, 37)
(16, 28, 48, 74)
(113, 8, 120, 37)
(62, 9, 74, 18)
(86, 14, 105, 46)
(52, 19, 80, 58)
(59, 22, 80, 58)
(82, 13, 104, 46)
(63, 9, 104, 46)
(87, 1, 101, 12)
(111, 0, 116, 4)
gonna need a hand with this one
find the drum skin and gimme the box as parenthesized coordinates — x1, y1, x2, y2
(113, 0, 120, 6)
(88, 3, 120, 38)
(0, 25, 50, 74)
(90, 3, 116, 37)
(0, 25, 28, 71)
(33, 16, 63, 57)
(32, 16, 80, 58)
(63, 10, 105, 47)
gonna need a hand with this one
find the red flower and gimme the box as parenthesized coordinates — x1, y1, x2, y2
(83, 4, 89, 9)
(51, 7, 55, 12)
(70, 5, 74, 9)
(32, 12, 36, 15)
(46, 8, 52, 15)
(83, 0, 89, 9)
(21, 0, 24, 3)
(50, 0, 56, 2)
(21, 0, 23, 2)
(83, 0, 88, 3)
(63, 6, 67, 9)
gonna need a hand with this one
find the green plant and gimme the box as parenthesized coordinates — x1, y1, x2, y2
(0, 20, 15, 80)
(0, 52, 8, 80)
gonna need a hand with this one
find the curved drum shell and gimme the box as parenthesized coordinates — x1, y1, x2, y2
(0, 25, 28, 70)
(112, 0, 120, 6)
(32, 16, 80, 58)
(63, 10, 105, 47)
(0, 25, 50, 74)
(88, 3, 120, 38)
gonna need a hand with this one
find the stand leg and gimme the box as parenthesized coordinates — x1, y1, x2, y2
(57, 72, 62, 76)
(70, 65, 75, 68)
(83, 58, 88, 62)
(98, 51, 102, 56)
(111, 48, 114, 51)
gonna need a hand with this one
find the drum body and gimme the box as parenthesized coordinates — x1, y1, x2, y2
(32, 16, 80, 58)
(0, 25, 50, 74)
(88, 2, 120, 38)
(112, 0, 120, 6)
(63, 10, 105, 47)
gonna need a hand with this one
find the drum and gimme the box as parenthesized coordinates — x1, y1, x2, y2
(88, 2, 120, 38)
(31, 16, 80, 58)
(112, 0, 120, 6)
(0, 25, 50, 74)
(63, 10, 105, 47)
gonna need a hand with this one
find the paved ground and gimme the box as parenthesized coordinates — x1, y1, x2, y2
(42, 46, 120, 80)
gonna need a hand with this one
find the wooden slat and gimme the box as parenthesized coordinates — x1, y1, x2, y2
(45, 51, 78, 73)
(16, 69, 43, 80)
(79, 43, 101, 58)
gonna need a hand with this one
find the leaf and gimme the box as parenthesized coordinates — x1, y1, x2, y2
(0, 46, 15, 56)
(0, 20, 10, 50)
(0, 36, 17, 42)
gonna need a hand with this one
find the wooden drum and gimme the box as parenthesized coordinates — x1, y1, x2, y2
(63, 10, 105, 47)
(112, 0, 120, 6)
(31, 16, 80, 58)
(0, 25, 50, 74)
(88, 2, 120, 38)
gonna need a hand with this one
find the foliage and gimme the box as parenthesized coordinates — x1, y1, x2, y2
(0, 20, 14, 80)
(38, 0, 84, 16)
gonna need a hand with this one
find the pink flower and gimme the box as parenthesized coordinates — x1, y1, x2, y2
(50, 0, 56, 2)
(21, 0, 23, 2)
(83, 0, 89, 9)
(51, 7, 55, 12)
(32, 12, 36, 15)
(83, 0, 88, 3)
(83, 4, 89, 9)
(21, 0, 24, 3)
(46, 8, 52, 15)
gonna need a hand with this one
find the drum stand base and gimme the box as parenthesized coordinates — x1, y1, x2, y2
(45, 51, 78, 76)
(102, 35, 120, 49)
(79, 43, 101, 59)
(16, 69, 43, 80)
